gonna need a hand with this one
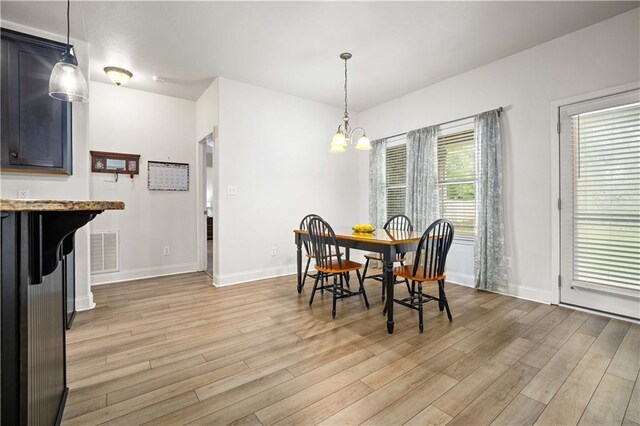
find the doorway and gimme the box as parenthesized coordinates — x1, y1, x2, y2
(198, 132, 215, 279)
(558, 89, 639, 319)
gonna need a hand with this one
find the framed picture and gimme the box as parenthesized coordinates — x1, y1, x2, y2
(148, 161, 189, 191)
(91, 151, 140, 174)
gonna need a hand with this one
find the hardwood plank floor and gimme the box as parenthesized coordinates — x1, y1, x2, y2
(63, 272, 640, 425)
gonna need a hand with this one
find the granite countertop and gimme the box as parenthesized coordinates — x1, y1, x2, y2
(0, 199, 125, 212)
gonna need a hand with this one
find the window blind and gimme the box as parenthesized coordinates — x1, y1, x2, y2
(571, 103, 640, 289)
(437, 129, 476, 237)
(386, 144, 406, 219)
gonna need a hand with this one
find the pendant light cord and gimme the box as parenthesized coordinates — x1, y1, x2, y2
(66, 0, 70, 47)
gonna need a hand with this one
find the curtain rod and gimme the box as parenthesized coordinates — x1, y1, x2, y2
(381, 106, 503, 141)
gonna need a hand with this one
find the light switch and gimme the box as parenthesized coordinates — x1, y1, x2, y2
(227, 185, 238, 196)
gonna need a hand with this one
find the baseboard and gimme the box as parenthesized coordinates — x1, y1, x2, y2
(91, 262, 199, 285)
(445, 273, 552, 305)
(445, 272, 475, 287)
(75, 293, 96, 311)
(214, 264, 298, 287)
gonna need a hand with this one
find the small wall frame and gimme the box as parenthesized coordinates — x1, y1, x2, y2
(90, 151, 140, 175)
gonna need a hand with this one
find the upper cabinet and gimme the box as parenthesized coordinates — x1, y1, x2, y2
(1, 28, 73, 175)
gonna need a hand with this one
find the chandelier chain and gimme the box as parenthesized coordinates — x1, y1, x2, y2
(344, 57, 348, 119)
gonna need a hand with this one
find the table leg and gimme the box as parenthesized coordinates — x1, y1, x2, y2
(296, 237, 302, 294)
(383, 250, 394, 334)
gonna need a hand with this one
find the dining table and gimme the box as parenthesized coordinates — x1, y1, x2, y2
(294, 226, 423, 334)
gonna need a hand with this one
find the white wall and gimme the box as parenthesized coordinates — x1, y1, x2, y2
(0, 21, 96, 310)
(89, 82, 198, 284)
(356, 9, 640, 302)
(215, 77, 362, 285)
(196, 79, 219, 142)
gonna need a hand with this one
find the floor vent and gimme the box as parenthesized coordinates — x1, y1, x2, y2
(90, 231, 119, 274)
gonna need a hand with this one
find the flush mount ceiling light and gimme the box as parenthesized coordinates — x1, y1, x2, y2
(330, 52, 370, 153)
(48, 0, 89, 103)
(104, 67, 133, 86)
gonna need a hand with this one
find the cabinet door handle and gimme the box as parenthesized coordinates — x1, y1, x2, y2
(10, 151, 18, 158)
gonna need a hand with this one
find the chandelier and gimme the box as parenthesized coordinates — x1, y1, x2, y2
(330, 53, 371, 153)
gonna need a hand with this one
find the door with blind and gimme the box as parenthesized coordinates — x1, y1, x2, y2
(559, 89, 640, 319)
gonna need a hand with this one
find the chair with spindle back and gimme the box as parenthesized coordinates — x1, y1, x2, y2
(361, 214, 413, 300)
(390, 219, 455, 332)
(299, 214, 322, 291)
(307, 217, 369, 318)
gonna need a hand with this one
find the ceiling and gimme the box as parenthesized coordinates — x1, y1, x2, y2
(2, 1, 637, 110)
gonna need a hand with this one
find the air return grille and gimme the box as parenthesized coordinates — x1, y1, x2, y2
(90, 231, 119, 274)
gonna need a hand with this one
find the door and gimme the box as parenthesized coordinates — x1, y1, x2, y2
(559, 89, 640, 319)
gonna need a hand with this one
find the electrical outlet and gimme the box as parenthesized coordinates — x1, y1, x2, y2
(163, 246, 170, 256)
(270, 246, 277, 257)
(227, 185, 238, 196)
(17, 190, 30, 199)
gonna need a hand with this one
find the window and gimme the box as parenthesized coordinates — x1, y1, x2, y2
(384, 122, 476, 238)
(386, 142, 407, 220)
(437, 128, 476, 237)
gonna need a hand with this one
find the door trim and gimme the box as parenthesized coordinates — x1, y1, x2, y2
(549, 81, 640, 305)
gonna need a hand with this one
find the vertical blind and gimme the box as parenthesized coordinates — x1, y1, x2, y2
(386, 144, 406, 219)
(571, 103, 640, 289)
(437, 129, 476, 237)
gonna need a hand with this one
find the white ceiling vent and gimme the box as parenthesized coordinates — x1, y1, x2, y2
(90, 231, 119, 274)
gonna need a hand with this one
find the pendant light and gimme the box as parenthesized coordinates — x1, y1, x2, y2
(49, 0, 89, 103)
(329, 52, 370, 153)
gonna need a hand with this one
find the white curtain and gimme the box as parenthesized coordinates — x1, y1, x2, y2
(474, 110, 507, 291)
(405, 126, 440, 233)
(369, 138, 387, 228)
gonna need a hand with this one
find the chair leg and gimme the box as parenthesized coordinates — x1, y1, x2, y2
(332, 275, 338, 319)
(309, 273, 320, 306)
(301, 256, 311, 290)
(356, 269, 369, 309)
(440, 280, 453, 321)
(438, 280, 445, 312)
(418, 282, 424, 333)
(362, 258, 370, 282)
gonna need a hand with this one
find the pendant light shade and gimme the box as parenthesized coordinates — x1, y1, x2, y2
(49, 50, 89, 102)
(48, 0, 89, 103)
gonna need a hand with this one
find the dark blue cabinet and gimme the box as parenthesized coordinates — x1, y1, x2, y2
(1, 28, 72, 175)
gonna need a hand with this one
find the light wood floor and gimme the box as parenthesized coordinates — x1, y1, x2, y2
(63, 272, 640, 425)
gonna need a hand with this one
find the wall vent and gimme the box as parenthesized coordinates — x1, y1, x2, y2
(90, 231, 119, 274)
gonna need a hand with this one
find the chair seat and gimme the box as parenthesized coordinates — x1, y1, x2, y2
(364, 253, 405, 262)
(393, 265, 446, 282)
(316, 260, 362, 273)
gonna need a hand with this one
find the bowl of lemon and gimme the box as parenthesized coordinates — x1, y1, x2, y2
(352, 224, 375, 233)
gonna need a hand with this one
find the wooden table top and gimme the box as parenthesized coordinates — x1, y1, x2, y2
(294, 227, 422, 246)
